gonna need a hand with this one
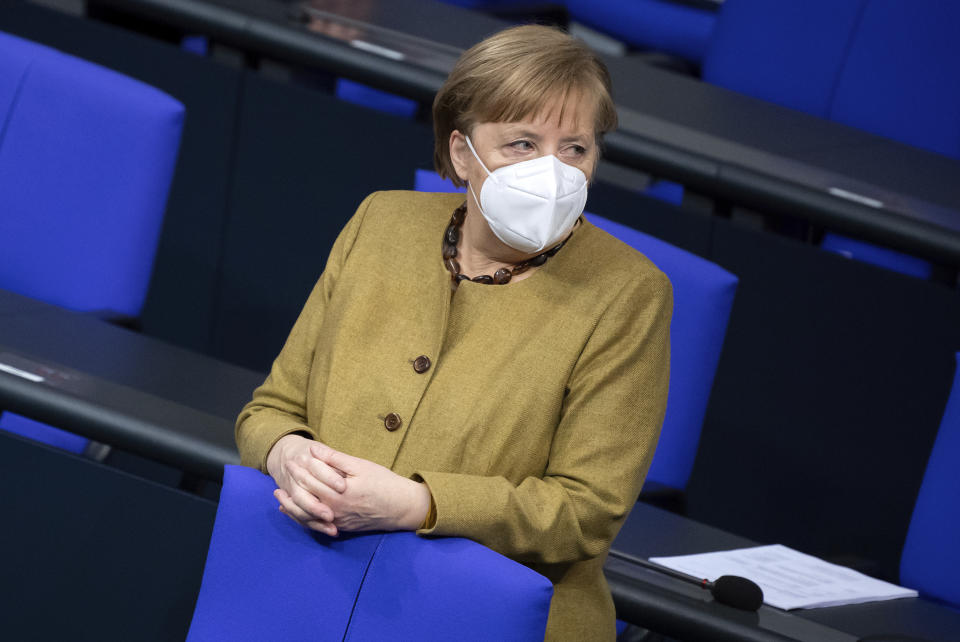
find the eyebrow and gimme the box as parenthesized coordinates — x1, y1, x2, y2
(501, 128, 592, 144)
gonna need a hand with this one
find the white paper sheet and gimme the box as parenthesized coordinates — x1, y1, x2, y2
(650, 544, 918, 610)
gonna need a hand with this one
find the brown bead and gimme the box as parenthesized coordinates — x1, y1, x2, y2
(493, 268, 512, 284)
(529, 253, 548, 267)
(444, 225, 459, 246)
(456, 273, 471, 282)
(384, 412, 402, 432)
(413, 355, 431, 373)
(472, 275, 494, 284)
(512, 263, 530, 276)
(445, 257, 460, 275)
(442, 244, 458, 260)
(451, 207, 466, 226)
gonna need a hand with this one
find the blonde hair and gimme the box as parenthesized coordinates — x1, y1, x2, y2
(433, 25, 617, 187)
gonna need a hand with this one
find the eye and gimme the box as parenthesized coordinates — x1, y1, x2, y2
(508, 139, 535, 152)
(565, 144, 587, 157)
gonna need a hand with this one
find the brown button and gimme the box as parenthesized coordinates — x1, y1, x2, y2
(384, 412, 402, 432)
(413, 355, 431, 374)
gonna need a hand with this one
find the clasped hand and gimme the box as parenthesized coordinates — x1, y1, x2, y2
(266, 434, 430, 536)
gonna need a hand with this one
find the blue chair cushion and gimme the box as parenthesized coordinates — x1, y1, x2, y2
(568, 0, 718, 64)
(188, 465, 553, 641)
(414, 168, 466, 194)
(0, 412, 88, 455)
(588, 215, 737, 490)
(702, 0, 867, 117)
(334, 78, 418, 119)
(821, 233, 933, 280)
(829, 1, 960, 160)
(900, 353, 960, 609)
(0, 31, 184, 317)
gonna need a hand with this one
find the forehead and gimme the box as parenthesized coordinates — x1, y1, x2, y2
(491, 90, 597, 137)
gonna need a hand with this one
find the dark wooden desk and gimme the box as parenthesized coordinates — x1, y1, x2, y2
(84, 0, 960, 265)
(609, 503, 960, 642)
(0, 289, 263, 480)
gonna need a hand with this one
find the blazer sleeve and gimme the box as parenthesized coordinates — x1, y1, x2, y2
(414, 269, 672, 565)
(234, 192, 377, 471)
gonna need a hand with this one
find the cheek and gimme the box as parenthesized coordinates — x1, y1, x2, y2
(466, 161, 489, 193)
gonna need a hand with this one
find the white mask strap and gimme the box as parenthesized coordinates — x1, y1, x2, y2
(468, 182, 485, 217)
(464, 135, 494, 178)
(465, 135, 492, 216)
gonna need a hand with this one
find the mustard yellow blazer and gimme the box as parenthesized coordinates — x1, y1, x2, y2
(236, 190, 672, 640)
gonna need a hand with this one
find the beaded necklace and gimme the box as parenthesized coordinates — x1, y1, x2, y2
(441, 203, 572, 288)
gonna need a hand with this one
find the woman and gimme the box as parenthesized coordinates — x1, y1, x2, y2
(236, 24, 671, 640)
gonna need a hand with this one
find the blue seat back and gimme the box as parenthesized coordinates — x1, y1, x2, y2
(588, 215, 738, 490)
(900, 353, 960, 608)
(830, 1, 960, 160)
(188, 466, 553, 641)
(702, 0, 865, 117)
(335, 78, 418, 119)
(0, 413, 89, 455)
(568, 0, 718, 65)
(0, 31, 184, 317)
(704, 0, 960, 159)
(414, 168, 466, 194)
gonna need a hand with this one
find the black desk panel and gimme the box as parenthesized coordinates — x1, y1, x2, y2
(609, 503, 960, 642)
(0, 290, 263, 480)
(0, 431, 217, 641)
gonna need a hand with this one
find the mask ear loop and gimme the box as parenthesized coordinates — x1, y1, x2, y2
(465, 135, 496, 216)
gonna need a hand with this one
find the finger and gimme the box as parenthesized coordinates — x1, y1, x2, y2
(275, 488, 313, 524)
(305, 519, 339, 537)
(310, 443, 352, 476)
(303, 457, 347, 493)
(277, 486, 333, 524)
(278, 504, 308, 528)
(288, 461, 344, 505)
(311, 445, 359, 478)
(293, 486, 336, 523)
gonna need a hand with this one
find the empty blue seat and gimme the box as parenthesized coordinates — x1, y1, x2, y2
(900, 353, 960, 609)
(188, 465, 553, 641)
(568, 0, 719, 66)
(830, 1, 960, 160)
(334, 78, 419, 119)
(0, 31, 184, 453)
(588, 215, 738, 493)
(702, 0, 863, 117)
(820, 234, 934, 280)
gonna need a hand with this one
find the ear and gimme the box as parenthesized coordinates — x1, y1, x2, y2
(449, 130, 471, 183)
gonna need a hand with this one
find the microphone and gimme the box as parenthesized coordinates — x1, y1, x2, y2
(609, 550, 765, 611)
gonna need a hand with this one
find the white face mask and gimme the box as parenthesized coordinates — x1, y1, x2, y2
(465, 135, 588, 254)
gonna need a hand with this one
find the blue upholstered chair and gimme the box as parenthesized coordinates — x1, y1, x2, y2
(703, 0, 960, 277)
(567, 0, 719, 66)
(335, 78, 419, 119)
(188, 465, 553, 641)
(0, 31, 184, 453)
(900, 353, 960, 610)
(412, 171, 738, 498)
(587, 215, 737, 497)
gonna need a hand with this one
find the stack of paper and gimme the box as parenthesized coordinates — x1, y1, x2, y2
(650, 544, 918, 610)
